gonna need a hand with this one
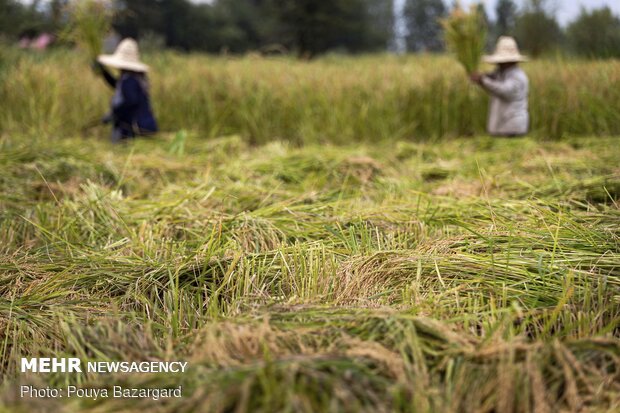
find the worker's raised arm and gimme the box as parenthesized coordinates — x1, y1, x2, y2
(93, 61, 117, 89)
(480, 75, 523, 101)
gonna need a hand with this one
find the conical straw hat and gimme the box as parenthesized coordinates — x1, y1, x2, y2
(97, 38, 149, 72)
(483, 36, 528, 64)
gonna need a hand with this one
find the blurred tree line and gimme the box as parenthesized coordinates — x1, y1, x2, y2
(403, 0, 620, 58)
(106, 0, 396, 56)
(1, 0, 619, 58)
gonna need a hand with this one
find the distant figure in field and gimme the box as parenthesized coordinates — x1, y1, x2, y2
(470, 37, 529, 137)
(94, 38, 158, 142)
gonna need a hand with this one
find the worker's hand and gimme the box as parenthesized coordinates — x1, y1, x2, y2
(469, 72, 483, 85)
(102, 113, 113, 124)
(91, 60, 103, 75)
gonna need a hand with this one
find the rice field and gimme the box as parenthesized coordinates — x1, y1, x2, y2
(0, 50, 619, 412)
(1, 51, 620, 141)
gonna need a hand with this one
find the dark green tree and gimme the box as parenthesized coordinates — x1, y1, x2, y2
(0, 0, 24, 37)
(114, 0, 213, 50)
(514, 0, 563, 57)
(495, 0, 517, 36)
(271, 0, 392, 56)
(365, 0, 396, 51)
(113, 0, 169, 41)
(0, 0, 49, 38)
(113, 0, 393, 55)
(568, 7, 620, 59)
(403, 0, 446, 52)
(208, 0, 269, 51)
(50, 0, 68, 28)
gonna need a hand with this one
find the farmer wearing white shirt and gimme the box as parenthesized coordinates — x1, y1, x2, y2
(470, 37, 529, 137)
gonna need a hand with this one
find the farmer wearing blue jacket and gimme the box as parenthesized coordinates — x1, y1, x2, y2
(94, 38, 157, 142)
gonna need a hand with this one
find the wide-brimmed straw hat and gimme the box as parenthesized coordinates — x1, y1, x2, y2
(97, 38, 149, 72)
(483, 36, 528, 64)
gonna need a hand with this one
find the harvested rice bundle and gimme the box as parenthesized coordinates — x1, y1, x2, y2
(441, 2, 488, 74)
(63, 0, 114, 60)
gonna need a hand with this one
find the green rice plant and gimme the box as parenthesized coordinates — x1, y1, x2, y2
(1, 52, 619, 141)
(62, 0, 113, 60)
(441, 2, 488, 74)
(169, 130, 188, 156)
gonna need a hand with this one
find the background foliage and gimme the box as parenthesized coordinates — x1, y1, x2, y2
(1, 0, 620, 58)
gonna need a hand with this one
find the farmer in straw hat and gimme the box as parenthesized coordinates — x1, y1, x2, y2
(94, 38, 158, 142)
(470, 36, 529, 137)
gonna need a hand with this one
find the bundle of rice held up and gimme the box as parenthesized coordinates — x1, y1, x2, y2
(441, 3, 487, 74)
(63, 0, 113, 60)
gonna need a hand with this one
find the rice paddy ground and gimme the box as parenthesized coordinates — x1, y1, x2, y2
(0, 133, 619, 412)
